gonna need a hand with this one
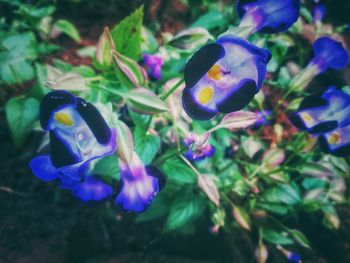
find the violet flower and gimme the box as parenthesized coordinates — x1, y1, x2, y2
(182, 35, 271, 120)
(30, 90, 117, 181)
(115, 154, 165, 213)
(237, 0, 301, 34)
(143, 53, 163, 80)
(290, 87, 350, 157)
(290, 37, 349, 91)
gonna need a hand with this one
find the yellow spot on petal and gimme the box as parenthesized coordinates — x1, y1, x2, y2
(197, 86, 214, 105)
(301, 113, 314, 126)
(327, 132, 341, 145)
(207, 65, 222, 81)
(54, 112, 74, 126)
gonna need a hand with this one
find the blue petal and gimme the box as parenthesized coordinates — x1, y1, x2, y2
(182, 88, 218, 120)
(74, 176, 113, 202)
(29, 155, 60, 181)
(318, 125, 350, 157)
(237, 0, 301, 33)
(216, 35, 271, 89)
(313, 4, 325, 23)
(40, 90, 76, 130)
(311, 37, 349, 73)
(115, 163, 160, 213)
(217, 79, 257, 113)
(184, 43, 225, 89)
(76, 98, 112, 145)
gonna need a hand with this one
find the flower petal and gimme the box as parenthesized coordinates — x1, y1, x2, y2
(74, 176, 113, 202)
(182, 88, 218, 120)
(311, 37, 349, 73)
(29, 155, 60, 181)
(237, 0, 301, 33)
(40, 90, 76, 130)
(217, 79, 257, 113)
(184, 43, 225, 89)
(318, 125, 350, 157)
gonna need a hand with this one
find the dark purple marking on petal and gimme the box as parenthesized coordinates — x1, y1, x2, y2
(309, 121, 338, 134)
(217, 79, 257, 113)
(182, 88, 218, 120)
(146, 165, 166, 190)
(298, 95, 329, 110)
(76, 98, 112, 144)
(289, 113, 307, 131)
(40, 90, 76, 130)
(49, 130, 79, 168)
(184, 43, 225, 89)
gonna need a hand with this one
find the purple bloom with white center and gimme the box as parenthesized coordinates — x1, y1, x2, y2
(237, 0, 301, 34)
(290, 86, 350, 134)
(116, 154, 165, 213)
(182, 35, 271, 120)
(318, 122, 350, 157)
(30, 90, 117, 181)
(143, 53, 163, 80)
(310, 37, 349, 74)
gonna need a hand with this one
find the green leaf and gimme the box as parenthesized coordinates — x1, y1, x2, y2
(135, 192, 171, 222)
(93, 155, 119, 180)
(0, 32, 38, 85)
(191, 10, 228, 30)
(111, 6, 143, 60)
(127, 88, 168, 115)
(129, 109, 151, 129)
(162, 157, 196, 184)
(263, 184, 301, 206)
(164, 193, 205, 231)
(5, 97, 39, 147)
(289, 229, 311, 249)
(134, 127, 160, 165)
(262, 228, 294, 245)
(54, 19, 81, 42)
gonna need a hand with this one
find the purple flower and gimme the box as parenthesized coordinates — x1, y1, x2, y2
(183, 133, 216, 162)
(143, 53, 163, 80)
(313, 3, 325, 24)
(30, 90, 117, 181)
(290, 86, 350, 134)
(290, 87, 350, 157)
(115, 154, 165, 213)
(310, 37, 349, 74)
(237, 0, 301, 34)
(182, 35, 271, 120)
(74, 176, 113, 202)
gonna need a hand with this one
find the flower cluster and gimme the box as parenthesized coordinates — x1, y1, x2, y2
(290, 87, 350, 157)
(30, 91, 164, 212)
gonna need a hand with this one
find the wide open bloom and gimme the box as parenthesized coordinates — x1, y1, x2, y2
(142, 53, 163, 80)
(289, 87, 350, 134)
(30, 90, 117, 181)
(237, 0, 301, 34)
(116, 154, 165, 213)
(182, 35, 271, 120)
(183, 133, 215, 162)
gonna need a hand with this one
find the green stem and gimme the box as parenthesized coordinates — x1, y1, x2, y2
(160, 78, 185, 101)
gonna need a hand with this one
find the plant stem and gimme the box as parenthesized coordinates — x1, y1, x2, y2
(160, 78, 185, 101)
